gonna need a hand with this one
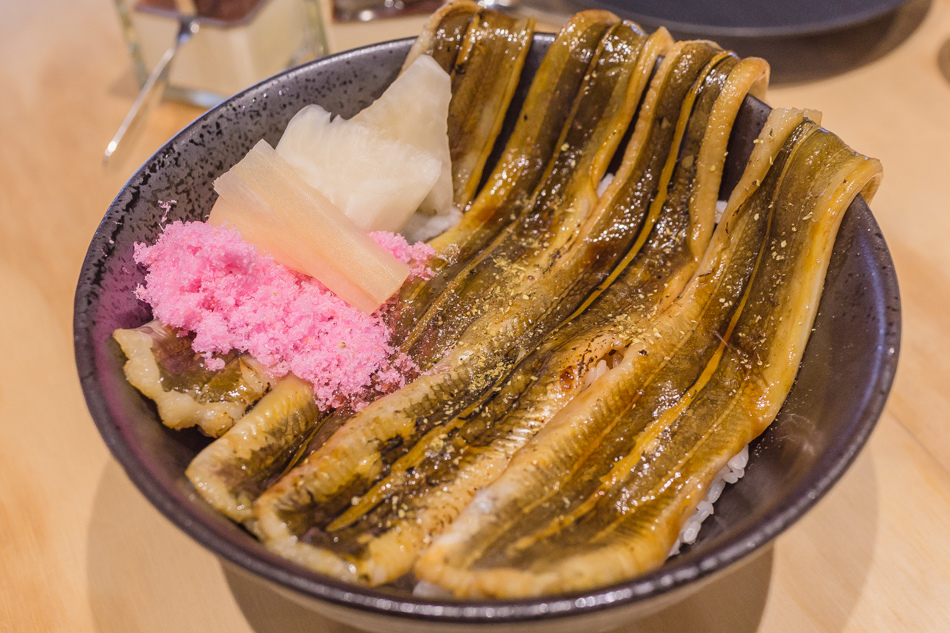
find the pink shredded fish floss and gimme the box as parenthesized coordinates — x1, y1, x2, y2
(133, 220, 435, 410)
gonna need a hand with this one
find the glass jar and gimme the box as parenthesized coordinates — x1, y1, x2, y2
(112, 0, 329, 107)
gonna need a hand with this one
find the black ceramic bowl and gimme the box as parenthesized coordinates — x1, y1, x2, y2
(74, 35, 900, 632)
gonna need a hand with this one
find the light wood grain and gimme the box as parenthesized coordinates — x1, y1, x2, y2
(2, 0, 949, 631)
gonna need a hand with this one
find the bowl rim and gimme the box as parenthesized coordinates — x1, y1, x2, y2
(74, 35, 902, 625)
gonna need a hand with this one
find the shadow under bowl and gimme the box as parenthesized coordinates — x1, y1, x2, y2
(74, 34, 900, 633)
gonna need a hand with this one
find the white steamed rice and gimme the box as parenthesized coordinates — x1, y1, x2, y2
(668, 444, 749, 556)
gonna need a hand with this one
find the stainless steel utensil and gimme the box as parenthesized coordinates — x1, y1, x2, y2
(103, 0, 200, 166)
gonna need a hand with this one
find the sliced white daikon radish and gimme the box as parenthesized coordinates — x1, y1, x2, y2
(276, 105, 440, 233)
(353, 55, 453, 217)
(210, 140, 410, 314)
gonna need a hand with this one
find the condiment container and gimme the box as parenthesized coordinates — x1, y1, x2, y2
(113, 0, 329, 105)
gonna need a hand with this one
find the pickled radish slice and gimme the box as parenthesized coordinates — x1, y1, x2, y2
(210, 140, 410, 314)
(353, 56, 453, 217)
(275, 104, 441, 233)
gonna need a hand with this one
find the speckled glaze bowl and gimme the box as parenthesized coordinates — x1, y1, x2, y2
(74, 35, 900, 633)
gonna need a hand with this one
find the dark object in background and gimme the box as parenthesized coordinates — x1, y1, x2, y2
(137, 0, 268, 25)
(333, 0, 445, 22)
(517, 0, 928, 84)
(560, 0, 913, 36)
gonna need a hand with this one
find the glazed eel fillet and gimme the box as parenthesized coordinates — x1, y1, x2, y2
(418, 51, 768, 489)
(415, 111, 883, 597)
(253, 23, 669, 583)
(113, 301, 326, 526)
(407, 1, 535, 210)
(390, 10, 619, 333)
(402, 0, 479, 72)
(288, 46, 767, 586)
(176, 7, 538, 524)
(179, 12, 623, 526)
(112, 321, 273, 438)
(399, 25, 670, 371)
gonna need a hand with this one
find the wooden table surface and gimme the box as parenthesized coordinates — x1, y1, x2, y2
(2, 0, 950, 630)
